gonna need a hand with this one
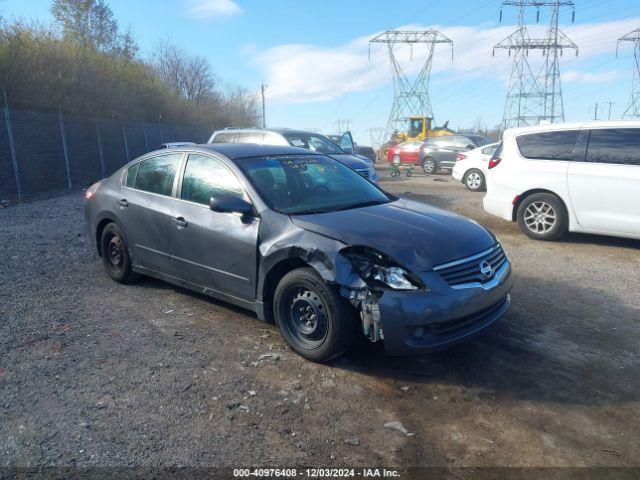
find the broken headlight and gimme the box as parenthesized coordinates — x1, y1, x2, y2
(342, 246, 424, 291)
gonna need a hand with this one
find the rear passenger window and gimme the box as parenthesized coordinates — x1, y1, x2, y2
(134, 153, 182, 196)
(482, 145, 497, 155)
(586, 128, 640, 166)
(181, 154, 244, 205)
(516, 130, 579, 160)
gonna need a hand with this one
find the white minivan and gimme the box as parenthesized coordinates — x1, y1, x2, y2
(483, 121, 640, 241)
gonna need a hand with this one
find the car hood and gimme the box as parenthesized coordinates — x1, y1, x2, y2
(328, 154, 372, 169)
(290, 198, 495, 271)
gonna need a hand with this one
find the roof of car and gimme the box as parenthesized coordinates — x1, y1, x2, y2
(156, 143, 317, 160)
(213, 127, 328, 137)
(504, 119, 640, 136)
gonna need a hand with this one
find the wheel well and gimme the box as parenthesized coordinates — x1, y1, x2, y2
(95, 218, 114, 257)
(512, 189, 567, 222)
(261, 258, 312, 323)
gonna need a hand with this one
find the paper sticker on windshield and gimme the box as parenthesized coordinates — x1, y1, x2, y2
(281, 157, 319, 170)
(290, 139, 305, 147)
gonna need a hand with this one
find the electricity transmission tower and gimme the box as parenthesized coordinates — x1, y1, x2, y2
(334, 119, 352, 134)
(369, 30, 453, 137)
(494, 0, 577, 129)
(367, 127, 386, 149)
(617, 28, 640, 119)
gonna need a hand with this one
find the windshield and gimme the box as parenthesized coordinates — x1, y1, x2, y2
(237, 154, 390, 215)
(282, 132, 345, 155)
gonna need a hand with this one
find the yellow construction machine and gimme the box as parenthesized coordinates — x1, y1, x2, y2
(377, 116, 454, 162)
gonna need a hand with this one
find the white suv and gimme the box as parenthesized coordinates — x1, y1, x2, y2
(483, 121, 640, 241)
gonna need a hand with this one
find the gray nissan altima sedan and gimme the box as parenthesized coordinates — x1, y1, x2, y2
(84, 143, 512, 362)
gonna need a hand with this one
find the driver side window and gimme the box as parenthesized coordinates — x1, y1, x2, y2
(181, 154, 244, 206)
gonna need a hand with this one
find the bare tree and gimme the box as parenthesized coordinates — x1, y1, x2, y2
(471, 116, 487, 135)
(152, 41, 215, 106)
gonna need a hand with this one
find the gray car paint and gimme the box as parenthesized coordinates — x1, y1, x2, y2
(85, 143, 511, 355)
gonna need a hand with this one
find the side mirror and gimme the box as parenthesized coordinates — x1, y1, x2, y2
(210, 195, 253, 215)
(466, 144, 475, 150)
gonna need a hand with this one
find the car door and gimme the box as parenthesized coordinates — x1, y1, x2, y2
(400, 142, 421, 163)
(339, 131, 355, 154)
(433, 136, 458, 167)
(568, 127, 640, 236)
(119, 152, 184, 274)
(170, 153, 259, 301)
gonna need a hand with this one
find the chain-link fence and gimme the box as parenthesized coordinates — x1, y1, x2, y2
(0, 107, 210, 204)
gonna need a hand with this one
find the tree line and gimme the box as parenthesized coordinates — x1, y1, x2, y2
(0, 0, 259, 129)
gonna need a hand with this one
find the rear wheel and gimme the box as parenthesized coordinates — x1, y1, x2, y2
(422, 157, 437, 174)
(274, 268, 358, 362)
(516, 193, 567, 241)
(463, 169, 485, 191)
(100, 222, 137, 283)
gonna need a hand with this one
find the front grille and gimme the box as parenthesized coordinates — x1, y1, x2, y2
(355, 169, 369, 178)
(434, 244, 507, 287)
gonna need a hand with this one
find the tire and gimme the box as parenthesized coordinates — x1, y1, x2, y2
(274, 268, 359, 362)
(422, 157, 437, 175)
(516, 193, 568, 241)
(100, 222, 137, 283)
(463, 169, 485, 191)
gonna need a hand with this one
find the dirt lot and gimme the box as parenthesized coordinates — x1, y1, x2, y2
(1, 164, 639, 474)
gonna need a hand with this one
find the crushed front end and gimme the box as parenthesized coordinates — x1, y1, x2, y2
(339, 244, 513, 355)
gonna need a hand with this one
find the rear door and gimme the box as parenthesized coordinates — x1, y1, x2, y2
(119, 152, 184, 273)
(568, 127, 640, 236)
(432, 136, 457, 167)
(170, 153, 259, 301)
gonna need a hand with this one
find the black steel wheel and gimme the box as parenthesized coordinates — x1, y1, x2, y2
(274, 268, 358, 362)
(100, 222, 137, 283)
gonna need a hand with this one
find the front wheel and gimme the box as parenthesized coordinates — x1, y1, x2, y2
(422, 157, 437, 175)
(516, 193, 568, 241)
(274, 268, 358, 362)
(464, 169, 485, 191)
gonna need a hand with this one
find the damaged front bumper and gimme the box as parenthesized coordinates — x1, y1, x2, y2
(344, 260, 513, 356)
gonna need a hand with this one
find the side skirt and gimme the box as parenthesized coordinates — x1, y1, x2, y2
(133, 264, 258, 314)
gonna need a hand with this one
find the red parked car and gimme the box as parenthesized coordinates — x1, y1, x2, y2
(386, 141, 423, 165)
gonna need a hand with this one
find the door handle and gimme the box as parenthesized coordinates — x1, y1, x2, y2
(172, 216, 188, 228)
(117, 199, 128, 207)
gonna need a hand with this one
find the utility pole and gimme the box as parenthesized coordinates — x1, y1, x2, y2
(494, 0, 577, 129)
(369, 30, 453, 138)
(589, 102, 602, 121)
(260, 83, 268, 128)
(605, 101, 615, 120)
(617, 28, 640, 119)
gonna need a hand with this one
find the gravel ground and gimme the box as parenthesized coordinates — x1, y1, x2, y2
(1, 164, 639, 474)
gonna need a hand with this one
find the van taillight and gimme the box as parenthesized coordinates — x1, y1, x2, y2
(456, 153, 467, 161)
(488, 157, 502, 169)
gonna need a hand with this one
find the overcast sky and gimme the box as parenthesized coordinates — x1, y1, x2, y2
(4, 0, 639, 144)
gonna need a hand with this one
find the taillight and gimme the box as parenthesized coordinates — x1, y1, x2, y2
(85, 181, 102, 200)
(488, 157, 502, 169)
(456, 153, 467, 161)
